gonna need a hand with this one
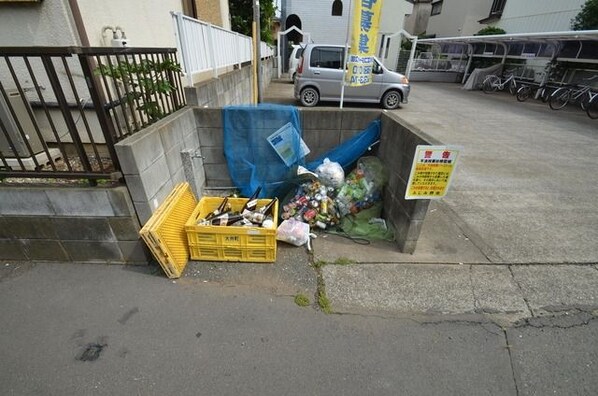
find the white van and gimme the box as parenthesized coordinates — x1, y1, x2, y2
(287, 44, 304, 84)
(294, 44, 410, 109)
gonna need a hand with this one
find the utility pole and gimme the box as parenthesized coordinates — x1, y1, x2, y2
(253, 0, 262, 103)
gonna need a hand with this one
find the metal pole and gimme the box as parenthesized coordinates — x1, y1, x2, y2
(406, 36, 417, 79)
(277, 31, 282, 79)
(462, 44, 473, 84)
(340, 0, 353, 109)
(253, 0, 262, 103)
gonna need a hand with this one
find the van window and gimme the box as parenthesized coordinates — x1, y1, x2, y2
(310, 47, 344, 69)
(295, 48, 304, 59)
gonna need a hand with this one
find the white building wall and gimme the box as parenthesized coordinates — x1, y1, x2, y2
(0, 0, 185, 47)
(427, 0, 493, 37)
(0, 0, 79, 46)
(284, 0, 349, 44)
(78, 0, 183, 47)
(493, 0, 586, 33)
(378, 1, 413, 69)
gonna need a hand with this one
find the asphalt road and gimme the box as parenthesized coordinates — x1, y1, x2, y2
(1, 262, 596, 395)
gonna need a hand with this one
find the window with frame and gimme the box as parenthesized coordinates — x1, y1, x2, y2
(310, 47, 344, 69)
(431, 1, 443, 16)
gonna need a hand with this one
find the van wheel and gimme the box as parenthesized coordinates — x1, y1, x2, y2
(300, 87, 319, 107)
(381, 90, 402, 110)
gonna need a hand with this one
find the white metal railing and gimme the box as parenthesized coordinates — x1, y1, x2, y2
(171, 12, 273, 86)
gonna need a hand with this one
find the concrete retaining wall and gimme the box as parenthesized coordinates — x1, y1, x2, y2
(0, 186, 149, 264)
(114, 106, 436, 254)
(379, 112, 442, 253)
(114, 107, 200, 225)
(193, 107, 434, 253)
(185, 58, 274, 107)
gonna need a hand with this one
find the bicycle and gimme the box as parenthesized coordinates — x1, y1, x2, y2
(548, 76, 598, 111)
(482, 73, 519, 95)
(516, 83, 553, 103)
(584, 92, 598, 119)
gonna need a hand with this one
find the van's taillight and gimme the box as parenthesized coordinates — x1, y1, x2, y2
(297, 57, 304, 74)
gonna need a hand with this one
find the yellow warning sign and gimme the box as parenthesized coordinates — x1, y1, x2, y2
(405, 145, 460, 200)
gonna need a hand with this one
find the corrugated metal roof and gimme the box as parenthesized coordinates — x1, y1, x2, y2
(418, 30, 598, 45)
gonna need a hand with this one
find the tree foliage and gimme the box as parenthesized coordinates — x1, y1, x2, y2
(475, 26, 507, 36)
(571, 0, 598, 30)
(229, 0, 277, 44)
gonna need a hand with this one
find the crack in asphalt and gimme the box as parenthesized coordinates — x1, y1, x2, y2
(513, 312, 597, 330)
(508, 265, 534, 317)
(469, 265, 481, 312)
(503, 329, 521, 396)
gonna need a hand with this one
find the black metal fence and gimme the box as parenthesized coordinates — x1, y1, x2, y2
(0, 46, 185, 181)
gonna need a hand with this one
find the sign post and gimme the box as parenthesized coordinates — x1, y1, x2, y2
(341, 0, 383, 108)
(405, 145, 460, 200)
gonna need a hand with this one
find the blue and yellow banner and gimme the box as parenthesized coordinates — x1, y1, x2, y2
(346, 0, 383, 87)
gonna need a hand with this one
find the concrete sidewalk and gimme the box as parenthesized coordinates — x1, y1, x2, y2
(262, 80, 598, 318)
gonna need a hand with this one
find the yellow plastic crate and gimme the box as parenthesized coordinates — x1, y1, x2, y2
(185, 197, 278, 263)
(139, 182, 197, 278)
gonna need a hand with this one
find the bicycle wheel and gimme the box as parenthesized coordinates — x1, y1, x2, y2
(516, 86, 532, 102)
(587, 97, 598, 119)
(549, 88, 571, 110)
(580, 94, 591, 111)
(539, 87, 551, 103)
(482, 76, 499, 93)
(508, 80, 518, 95)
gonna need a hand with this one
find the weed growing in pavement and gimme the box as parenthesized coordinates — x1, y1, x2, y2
(318, 287, 332, 314)
(312, 260, 327, 269)
(333, 257, 355, 265)
(294, 294, 310, 307)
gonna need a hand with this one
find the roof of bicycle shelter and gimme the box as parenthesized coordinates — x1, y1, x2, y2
(417, 30, 598, 45)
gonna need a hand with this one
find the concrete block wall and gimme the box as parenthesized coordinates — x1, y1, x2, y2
(301, 109, 381, 161)
(185, 58, 274, 108)
(194, 107, 231, 188)
(192, 107, 382, 188)
(378, 112, 441, 253)
(115, 107, 200, 225)
(116, 106, 436, 254)
(0, 186, 149, 264)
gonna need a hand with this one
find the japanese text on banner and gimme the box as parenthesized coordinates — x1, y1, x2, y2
(346, 0, 383, 87)
(405, 146, 460, 200)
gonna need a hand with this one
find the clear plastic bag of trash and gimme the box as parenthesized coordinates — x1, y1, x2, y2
(276, 218, 311, 246)
(315, 158, 344, 188)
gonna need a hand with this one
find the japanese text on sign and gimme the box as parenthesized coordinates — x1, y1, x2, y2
(405, 145, 460, 200)
(346, 0, 383, 87)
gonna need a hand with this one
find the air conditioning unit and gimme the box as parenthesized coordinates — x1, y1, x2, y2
(0, 89, 44, 158)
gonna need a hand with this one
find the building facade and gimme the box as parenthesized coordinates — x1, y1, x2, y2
(281, 0, 413, 69)
(484, 0, 587, 33)
(406, 0, 588, 39)
(0, 0, 204, 47)
(425, 0, 493, 37)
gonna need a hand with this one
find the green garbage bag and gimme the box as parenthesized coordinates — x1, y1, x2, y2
(340, 203, 394, 241)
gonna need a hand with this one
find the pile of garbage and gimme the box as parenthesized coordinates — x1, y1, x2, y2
(276, 156, 393, 247)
